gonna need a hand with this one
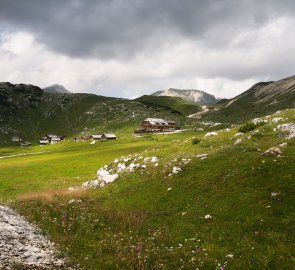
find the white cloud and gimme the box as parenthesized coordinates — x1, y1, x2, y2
(1, 15, 295, 100)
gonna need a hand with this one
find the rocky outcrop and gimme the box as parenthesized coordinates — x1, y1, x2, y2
(262, 147, 282, 157)
(277, 123, 295, 139)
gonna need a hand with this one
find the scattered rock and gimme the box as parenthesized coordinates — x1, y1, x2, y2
(144, 156, 159, 163)
(234, 132, 243, 137)
(272, 117, 283, 123)
(196, 154, 208, 159)
(234, 138, 242, 145)
(97, 169, 119, 184)
(252, 118, 267, 124)
(279, 142, 288, 147)
(277, 123, 295, 139)
(0, 205, 66, 269)
(67, 187, 76, 192)
(82, 179, 105, 189)
(262, 147, 282, 157)
(68, 199, 82, 204)
(204, 132, 218, 137)
(172, 167, 181, 174)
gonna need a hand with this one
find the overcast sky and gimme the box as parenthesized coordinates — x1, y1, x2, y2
(0, 0, 295, 99)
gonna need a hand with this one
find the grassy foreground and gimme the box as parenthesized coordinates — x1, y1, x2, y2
(0, 110, 295, 269)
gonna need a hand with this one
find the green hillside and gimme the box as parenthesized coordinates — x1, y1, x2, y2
(0, 83, 195, 145)
(202, 76, 295, 123)
(136, 95, 201, 116)
(0, 108, 294, 269)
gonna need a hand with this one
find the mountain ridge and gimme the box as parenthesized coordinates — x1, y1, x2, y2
(43, 84, 71, 94)
(200, 75, 295, 123)
(152, 88, 220, 105)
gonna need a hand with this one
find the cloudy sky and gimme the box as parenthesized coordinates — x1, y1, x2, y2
(0, 0, 295, 99)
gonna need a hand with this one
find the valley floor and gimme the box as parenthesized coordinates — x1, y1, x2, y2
(0, 109, 295, 269)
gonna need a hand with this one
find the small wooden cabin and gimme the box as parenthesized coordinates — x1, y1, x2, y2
(102, 133, 116, 140)
(12, 136, 22, 142)
(90, 134, 103, 141)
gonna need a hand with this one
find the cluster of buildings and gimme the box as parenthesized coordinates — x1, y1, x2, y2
(39, 135, 65, 145)
(134, 118, 178, 134)
(12, 136, 31, 147)
(85, 133, 117, 141)
(11, 118, 178, 147)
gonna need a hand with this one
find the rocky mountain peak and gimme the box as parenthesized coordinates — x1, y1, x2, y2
(152, 88, 219, 105)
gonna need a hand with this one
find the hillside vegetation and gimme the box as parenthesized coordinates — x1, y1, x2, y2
(0, 108, 294, 269)
(202, 75, 295, 123)
(135, 95, 201, 116)
(0, 83, 195, 145)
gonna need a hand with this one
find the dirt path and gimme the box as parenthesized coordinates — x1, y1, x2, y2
(0, 205, 66, 269)
(0, 151, 50, 159)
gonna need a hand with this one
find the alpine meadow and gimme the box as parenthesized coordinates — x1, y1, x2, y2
(0, 1, 295, 270)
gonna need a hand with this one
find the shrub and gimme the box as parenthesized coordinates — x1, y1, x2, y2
(192, 138, 201, 145)
(238, 121, 265, 133)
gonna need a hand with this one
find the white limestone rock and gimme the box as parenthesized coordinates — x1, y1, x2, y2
(262, 147, 282, 157)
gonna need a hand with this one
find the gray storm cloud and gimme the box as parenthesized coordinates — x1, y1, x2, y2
(0, 0, 294, 59)
(0, 0, 295, 97)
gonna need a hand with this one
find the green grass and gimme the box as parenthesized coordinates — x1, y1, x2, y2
(203, 85, 295, 124)
(0, 109, 295, 269)
(136, 95, 201, 116)
(1, 87, 197, 145)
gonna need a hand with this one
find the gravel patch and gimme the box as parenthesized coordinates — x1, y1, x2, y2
(0, 205, 67, 269)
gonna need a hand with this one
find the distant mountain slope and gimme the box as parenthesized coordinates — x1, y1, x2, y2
(201, 75, 295, 123)
(152, 88, 219, 105)
(0, 83, 194, 144)
(135, 95, 201, 116)
(43, 84, 71, 94)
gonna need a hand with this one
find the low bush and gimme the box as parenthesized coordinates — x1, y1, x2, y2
(192, 138, 201, 145)
(238, 121, 265, 133)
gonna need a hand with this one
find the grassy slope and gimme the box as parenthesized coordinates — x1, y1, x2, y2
(0, 109, 294, 269)
(1, 90, 196, 145)
(136, 95, 201, 116)
(0, 85, 199, 145)
(203, 83, 295, 124)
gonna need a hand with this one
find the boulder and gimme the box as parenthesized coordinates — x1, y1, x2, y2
(272, 117, 283, 123)
(204, 132, 218, 137)
(262, 147, 282, 157)
(234, 132, 243, 137)
(82, 179, 105, 189)
(277, 123, 295, 139)
(252, 118, 267, 124)
(234, 138, 242, 145)
(196, 154, 208, 159)
(97, 168, 118, 183)
(172, 167, 181, 174)
(279, 142, 288, 147)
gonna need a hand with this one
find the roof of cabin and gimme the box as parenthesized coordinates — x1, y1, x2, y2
(144, 118, 169, 125)
(51, 137, 61, 141)
(103, 133, 116, 138)
(91, 134, 102, 139)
